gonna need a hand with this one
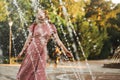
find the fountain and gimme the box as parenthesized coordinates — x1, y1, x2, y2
(0, 0, 120, 80)
(2, 0, 115, 80)
(104, 45, 120, 69)
(57, 0, 95, 80)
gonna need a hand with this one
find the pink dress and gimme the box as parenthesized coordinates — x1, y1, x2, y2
(17, 22, 56, 80)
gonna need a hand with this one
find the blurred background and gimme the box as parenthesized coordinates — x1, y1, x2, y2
(0, 0, 120, 64)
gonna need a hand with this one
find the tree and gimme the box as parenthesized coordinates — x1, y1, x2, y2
(84, 0, 120, 59)
(106, 4, 120, 56)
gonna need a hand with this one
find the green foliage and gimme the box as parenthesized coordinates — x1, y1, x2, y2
(75, 17, 108, 59)
(99, 39, 112, 59)
(85, 0, 118, 26)
(84, 0, 120, 59)
(0, 0, 8, 21)
(64, 0, 86, 19)
(0, 22, 9, 57)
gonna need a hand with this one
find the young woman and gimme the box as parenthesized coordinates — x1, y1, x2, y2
(17, 9, 73, 80)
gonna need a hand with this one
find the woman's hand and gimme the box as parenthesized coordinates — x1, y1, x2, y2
(65, 51, 74, 61)
(66, 51, 73, 58)
(52, 32, 74, 61)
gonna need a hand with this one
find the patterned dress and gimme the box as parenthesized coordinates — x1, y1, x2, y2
(17, 22, 56, 80)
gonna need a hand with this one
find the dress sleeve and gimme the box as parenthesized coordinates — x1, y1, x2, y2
(28, 23, 36, 34)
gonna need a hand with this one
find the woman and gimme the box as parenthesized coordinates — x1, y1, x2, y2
(17, 9, 73, 80)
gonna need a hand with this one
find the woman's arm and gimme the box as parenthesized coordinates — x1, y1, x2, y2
(17, 33, 32, 58)
(52, 33, 73, 58)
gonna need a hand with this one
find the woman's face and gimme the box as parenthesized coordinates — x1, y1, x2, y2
(36, 9, 46, 20)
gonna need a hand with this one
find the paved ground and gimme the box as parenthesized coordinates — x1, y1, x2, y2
(0, 60, 120, 80)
